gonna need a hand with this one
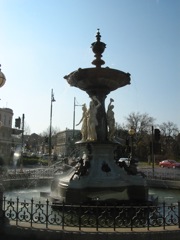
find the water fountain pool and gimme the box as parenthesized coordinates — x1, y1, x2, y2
(4, 186, 50, 203)
(4, 186, 180, 204)
(4, 31, 180, 234)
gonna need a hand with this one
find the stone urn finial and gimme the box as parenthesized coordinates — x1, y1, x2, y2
(91, 29, 106, 68)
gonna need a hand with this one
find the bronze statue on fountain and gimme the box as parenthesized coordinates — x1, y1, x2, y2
(50, 29, 148, 205)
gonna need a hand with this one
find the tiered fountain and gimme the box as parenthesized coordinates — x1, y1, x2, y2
(50, 30, 148, 205)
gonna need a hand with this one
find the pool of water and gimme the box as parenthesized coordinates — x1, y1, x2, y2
(149, 188, 180, 203)
(4, 186, 51, 203)
(4, 186, 180, 204)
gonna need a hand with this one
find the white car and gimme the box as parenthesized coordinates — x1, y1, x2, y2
(118, 158, 131, 166)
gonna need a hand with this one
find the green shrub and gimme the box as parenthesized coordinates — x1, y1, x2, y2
(23, 156, 39, 165)
(39, 159, 48, 166)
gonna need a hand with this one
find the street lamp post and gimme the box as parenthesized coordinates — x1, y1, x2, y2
(20, 114, 25, 173)
(128, 127, 135, 160)
(73, 97, 83, 139)
(49, 89, 55, 165)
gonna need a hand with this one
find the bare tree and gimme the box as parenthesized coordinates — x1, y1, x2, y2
(125, 112, 155, 134)
(124, 112, 155, 161)
(24, 121, 31, 135)
(40, 126, 60, 137)
(159, 121, 179, 138)
(159, 121, 179, 159)
(115, 115, 180, 161)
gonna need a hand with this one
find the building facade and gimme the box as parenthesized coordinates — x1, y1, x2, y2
(0, 108, 22, 165)
(0, 107, 82, 165)
(55, 129, 81, 157)
(0, 108, 14, 164)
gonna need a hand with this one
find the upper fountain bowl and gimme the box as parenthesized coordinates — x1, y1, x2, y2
(64, 29, 131, 96)
(64, 67, 131, 95)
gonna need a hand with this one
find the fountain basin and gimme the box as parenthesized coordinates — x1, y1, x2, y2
(64, 67, 130, 95)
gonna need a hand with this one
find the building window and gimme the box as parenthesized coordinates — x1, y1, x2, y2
(9, 117, 11, 127)
(4, 115, 6, 126)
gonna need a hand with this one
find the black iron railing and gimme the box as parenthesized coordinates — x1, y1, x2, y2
(1, 197, 180, 231)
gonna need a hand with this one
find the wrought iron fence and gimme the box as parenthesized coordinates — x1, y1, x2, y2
(1, 197, 180, 231)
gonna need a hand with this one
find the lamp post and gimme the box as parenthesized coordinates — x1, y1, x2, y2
(128, 126, 135, 160)
(49, 89, 55, 165)
(20, 114, 25, 173)
(0, 64, 6, 220)
(73, 97, 83, 139)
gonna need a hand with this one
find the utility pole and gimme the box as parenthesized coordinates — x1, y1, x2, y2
(21, 114, 25, 148)
(151, 126, 155, 178)
(73, 97, 83, 139)
(20, 114, 25, 172)
(49, 89, 55, 165)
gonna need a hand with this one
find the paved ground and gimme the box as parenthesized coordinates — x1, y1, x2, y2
(1, 221, 180, 240)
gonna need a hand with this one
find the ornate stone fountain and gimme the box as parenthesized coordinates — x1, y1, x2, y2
(50, 30, 148, 204)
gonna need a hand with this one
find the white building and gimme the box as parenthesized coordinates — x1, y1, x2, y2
(55, 129, 81, 157)
(0, 108, 21, 165)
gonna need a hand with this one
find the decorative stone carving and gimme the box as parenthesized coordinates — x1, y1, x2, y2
(76, 104, 88, 141)
(87, 96, 101, 141)
(107, 98, 116, 141)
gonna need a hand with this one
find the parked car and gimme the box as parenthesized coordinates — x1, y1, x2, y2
(159, 160, 180, 168)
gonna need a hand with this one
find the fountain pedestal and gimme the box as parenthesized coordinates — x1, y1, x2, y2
(51, 142, 148, 204)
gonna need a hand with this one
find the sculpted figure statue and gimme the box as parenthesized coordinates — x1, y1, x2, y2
(76, 104, 88, 141)
(87, 96, 101, 141)
(107, 98, 115, 141)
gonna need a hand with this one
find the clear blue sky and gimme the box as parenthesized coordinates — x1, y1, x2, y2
(0, 0, 179, 134)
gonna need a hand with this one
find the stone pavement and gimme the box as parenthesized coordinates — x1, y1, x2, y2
(1, 221, 180, 240)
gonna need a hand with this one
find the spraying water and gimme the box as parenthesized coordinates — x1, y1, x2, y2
(13, 146, 21, 173)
